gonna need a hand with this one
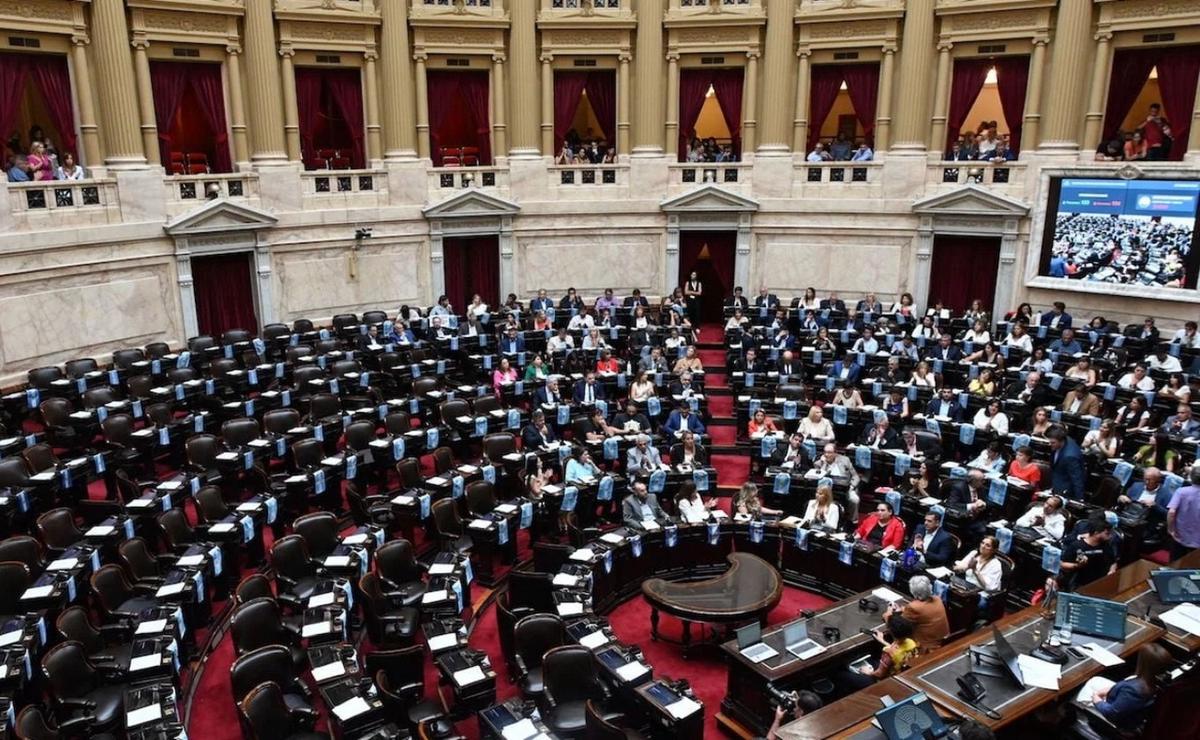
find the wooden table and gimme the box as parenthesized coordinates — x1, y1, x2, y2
(1080, 550, 1200, 653)
(776, 677, 916, 740)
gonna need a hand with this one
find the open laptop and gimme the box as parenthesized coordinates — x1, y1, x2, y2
(783, 621, 826, 660)
(874, 692, 949, 740)
(1151, 569, 1200, 604)
(736, 622, 778, 663)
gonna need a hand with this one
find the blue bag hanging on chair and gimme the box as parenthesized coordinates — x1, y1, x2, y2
(451, 476, 464, 499)
(630, 534, 643, 558)
(693, 468, 709, 491)
(392, 437, 405, 460)
(419, 493, 431, 519)
(204, 379, 216, 396)
(411, 364, 421, 378)
(833, 405, 848, 426)
(603, 549, 613, 573)
(603, 437, 619, 461)
(482, 465, 496, 483)
(839, 540, 854, 565)
(556, 404, 570, 425)
(750, 521, 764, 544)
(1011, 433, 1031, 452)
(707, 521, 721, 545)
(872, 381, 883, 398)
(885, 489, 901, 515)
(425, 427, 439, 449)
(24, 388, 39, 409)
(783, 401, 797, 420)
(747, 398, 761, 416)
(557, 445, 571, 464)
(497, 519, 509, 546)
(812, 350, 823, 365)
(158, 428, 170, 447)
(987, 478, 1007, 506)
(507, 409, 521, 430)
(795, 527, 810, 550)
(760, 435, 777, 458)
(616, 372, 627, 389)
(597, 476, 614, 501)
(665, 525, 678, 548)
(1112, 459, 1134, 486)
(647, 396, 661, 417)
(893, 453, 911, 477)
(1041, 545, 1062, 575)
(514, 380, 525, 396)
(933, 579, 950, 604)
(177, 351, 191, 368)
(803, 439, 817, 459)
(855, 445, 872, 469)
(313, 469, 326, 495)
(880, 557, 897, 583)
(958, 423, 976, 445)
(520, 502, 533, 529)
(825, 376, 836, 392)
(745, 372, 755, 388)
(474, 417, 488, 437)
(596, 399, 608, 417)
(648, 469, 666, 494)
(561, 486, 578, 512)
(773, 473, 791, 495)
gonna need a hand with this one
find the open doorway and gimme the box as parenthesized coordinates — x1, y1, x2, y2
(442, 236, 500, 312)
(927, 235, 1000, 315)
(191, 252, 259, 337)
(678, 231, 737, 324)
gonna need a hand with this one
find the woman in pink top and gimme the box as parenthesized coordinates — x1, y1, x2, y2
(27, 141, 54, 181)
(492, 356, 517, 395)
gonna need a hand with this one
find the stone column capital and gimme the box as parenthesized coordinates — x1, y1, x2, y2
(131, 36, 150, 51)
(936, 41, 953, 53)
(746, 51, 761, 60)
(1032, 35, 1050, 47)
(279, 44, 295, 59)
(492, 52, 506, 64)
(226, 43, 243, 56)
(618, 52, 632, 63)
(540, 53, 554, 64)
(413, 51, 428, 63)
(881, 43, 897, 55)
(666, 52, 680, 62)
(1094, 31, 1113, 43)
(71, 33, 90, 47)
(364, 50, 379, 62)
(797, 46, 811, 59)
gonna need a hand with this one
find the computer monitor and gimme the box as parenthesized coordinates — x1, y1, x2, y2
(1055, 593, 1129, 641)
(874, 692, 948, 740)
(782, 621, 807, 646)
(1151, 569, 1200, 604)
(736, 622, 762, 649)
(990, 625, 1025, 690)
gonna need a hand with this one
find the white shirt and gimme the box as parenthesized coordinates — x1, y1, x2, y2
(955, 551, 1003, 591)
(1016, 506, 1066, 540)
(1172, 329, 1200, 348)
(799, 417, 834, 440)
(548, 336, 574, 351)
(964, 329, 991, 345)
(1147, 354, 1182, 372)
(1117, 373, 1155, 391)
(678, 497, 709, 524)
(568, 314, 594, 330)
(972, 408, 1009, 435)
(802, 500, 840, 529)
(1004, 333, 1033, 353)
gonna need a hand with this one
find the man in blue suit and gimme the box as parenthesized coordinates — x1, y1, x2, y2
(1040, 301, 1072, 329)
(572, 371, 606, 405)
(830, 352, 862, 384)
(924, 334, 963, 363)
(925, 387, 964, 422)
(664, 401, 706, 439)
(1047, 425, 1086, 500)
(529, 289, 554, 313)
(910, 510, 956, 567)
(500, 327, 525, 354)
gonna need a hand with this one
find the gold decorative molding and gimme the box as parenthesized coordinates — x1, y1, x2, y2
(1108, 0, 1200, 19)
(947, 9, 1037, 31)
(0, 0, 73, 25)
(141, 9, 228, 34)
(288, 19, 367, 43)
(417, 25, 503, 49)
(806, 19, 890, 39)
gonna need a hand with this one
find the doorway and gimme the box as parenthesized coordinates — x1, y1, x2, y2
(442, 235, 500, 312)
(927, 235, 1001, 314)
(191, 252, 259, 337)
(678, 231, 737, 324)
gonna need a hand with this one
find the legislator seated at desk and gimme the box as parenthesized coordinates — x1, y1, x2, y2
(909, 510, 957, 568)
(835, 612, 919, 693)
(885, 575, 950, 651)
(664, 402, 706, 439)
(854, 501, 905, 550)
(625, 435, 666, 475)
(1076, 643, 1173, 734)
(772, 433, 811, 470)
(622, 481, 667, 531)
(521, 409, 557, 449)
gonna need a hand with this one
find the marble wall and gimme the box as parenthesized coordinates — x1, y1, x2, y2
(513, 230, 665, 299)
(752, 231, 911, 305)
(272, 239, 428, 321)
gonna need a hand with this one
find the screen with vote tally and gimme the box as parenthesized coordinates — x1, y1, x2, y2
(1055, 593, 1128, 641)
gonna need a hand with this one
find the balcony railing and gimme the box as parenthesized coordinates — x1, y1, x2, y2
(551, 164, 624, 186)
(6, 179, 120, 224)
(799, 161, 882, 184)
(929, 161, 1027, 188)
(301, 169, 385, 196)
(668, 162, 749, 186)
(430, 166, 508, 191)
(165, 173, 259, 203)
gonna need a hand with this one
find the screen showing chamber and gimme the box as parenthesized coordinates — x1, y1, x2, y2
(1039, 178, 1200, 289)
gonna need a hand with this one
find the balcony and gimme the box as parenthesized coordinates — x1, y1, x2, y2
(926, 161, 1028, 197)
(797, 161, 881, 185)
(4, 179, 122, 230)
(667, 163, 750, 194)
(428, 166, 509, 196)
(300, 169, 388, 208)
(164, 173, 259, 215)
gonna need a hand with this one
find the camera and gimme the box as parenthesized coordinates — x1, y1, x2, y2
(766, 684, 798, 712)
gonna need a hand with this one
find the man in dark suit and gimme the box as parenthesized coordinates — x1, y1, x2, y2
(670, 372, 700, 398)
(858, 415, 901, 450)
(534, 377, 564, 407)
(1005, 370, 1049, 407)
(1136, 317, 1159, 344)
(623, 289, 649, 308)
(559, 288, 584, 311)
(1047, 425, 1086, 500)
(944, 469, 989, 539)
(738, 347, 765, 374)
(754, 287, 779, 310)
(902, 430, 941, 460)
(725, 287, 749, 311)
(819, 292, 846, 312)
(613, 401, 652, 434)
(499, 327, 525, 354)
(357, 324, 383, 352)
(622, 481, 667, 530)
(529, 289, 554, 313)
(777, 350, 803, 381)
(1039, 301, 1072, 329)
(664, 402, 706, 438)
(521, 409, 557, 449)
(830, 352, 862, 384)
(572, 371, 606, 405)
(925, 387, 964, 422)
(910, 510, 956, 567)
(772, 432, 811, 469)
(924, 334, 963, 363)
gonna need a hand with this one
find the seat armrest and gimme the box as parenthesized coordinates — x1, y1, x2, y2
(542, 686, 558, 709)
(290, 704, 319, 729)
(131, 581, 161, 596)
(57, 697, 96, 710)
(57, 714, 99, 733)
(513, 654, 529, 679)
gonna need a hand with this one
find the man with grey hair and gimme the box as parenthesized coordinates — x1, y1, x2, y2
(1167, 464, 1200, 560)
(625, 434, 663, 473)
(884, 574, 949, 650)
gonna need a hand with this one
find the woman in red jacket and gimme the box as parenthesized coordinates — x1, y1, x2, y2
(854, 501, 906, 549)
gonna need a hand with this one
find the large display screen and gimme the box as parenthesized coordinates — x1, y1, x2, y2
(1039, 177, 1200, 290)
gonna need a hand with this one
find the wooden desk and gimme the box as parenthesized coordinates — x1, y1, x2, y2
(897, 607, 1163, 731)
(1081, 550, 1200, 653)
(776, 677, 915, 740)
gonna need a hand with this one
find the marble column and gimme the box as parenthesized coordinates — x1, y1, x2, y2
(928, 42, 953, 155)
(875, 45, 896, 151)
(632, 0, 665, 156)
(665, 219, 680, 296)
(742, 52, 759, 152)
(1022, 37, 1048, 152)
(225, 44, 250, 167)
(69, 35, 102, 170)
(1081, 31, 1112, 153)
(757, 0, 796, 153)
(492, 54, 508, 160)
(131, 37, 160, 165)
(540, 54, 554, 155)
(279, 47, 301, 162)
(91, 0, 146, 166)
(380, 0, 418, 160)
(507, 0, 539, 157)
(243, 0, 288, 163)
(891, 0, 936, 151)
(364, 52, 383, 165)
(414, 54, 430, 160)
(664, 54, 679, 155)
(1039, 0, 1093, 152)
(1188, 72, 1200, 160)
(618, 53, 632, 156)
(792, 49, 811, 152)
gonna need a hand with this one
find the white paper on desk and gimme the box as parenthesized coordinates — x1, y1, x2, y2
(779, 516, 802, 527)
(423, 589, 450, 604)
(86, 525, 115, 537)
(570, 548, 595, 561)
(711, 509, 728, 520)
(285, 475, 308, 484)
(469, 519, 493, 530)
(1076, 676, 1116, 705)
(580, 630, 610, 649)
(177, 554, 205, 568)
(501, 718, 538, 740)
(321, 457, 343, 467)
(342, 533, 368, 546)
(553, 573, 579, 587)
(666, 697, 702, 719)
(919, 496, 941, 506)
(210, 522, 236, 533)
(236, 502, 260, 513)
(1081, 643, 1124, 667)
(0, 664, 7, 680)
(308, 592, 337, 608)
(427, 632, 459, 652)
(136, 619, 168, 635)
(558, 602, 584, 616)
(325, 555, 352, 568)
(495, 503, 518, 514)
(215, 452, 238, 462)
(127, 704, 163, 727)
(157, 582, 187, 597)
(600, 533, 624, 545)
(733, 513, 752, 523)
(1017, 654, 1061, 690)
(392, 495, 415, 506)
(47, 558, 79, 571)
(1159, 603, 1200, 636)
(0, 630, 22, 647)
(130, 654, 161, 672)
(459, 465, 479, 475)
(311, 661, 347, 682)
(642, 520, 661, 531)
(22, 585, 53, 599)
(428, 476, 448, 486)
(453, 665, 487, 686)
(616, 661, 649, 682)
(302, 621, 332, 637)
(332, 696, 371, 721)
(925, 566, 953, 580)
(429, 563, 455, 576)
(871, 587, 905, 603)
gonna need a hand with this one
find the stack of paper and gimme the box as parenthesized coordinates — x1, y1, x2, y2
(1016, 654, 1061, 690)
(1160, 603, 1200, 636)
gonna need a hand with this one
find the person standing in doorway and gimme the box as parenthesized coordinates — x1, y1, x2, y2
(684, 270, 702, 326)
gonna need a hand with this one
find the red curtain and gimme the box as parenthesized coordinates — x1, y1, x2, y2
(150, 62, 190, 167)
(460, 72, 492, 166)
(426, 71, 491, 166)
(294, 68, 323, 162)
(677, 69, 712, 160)
(993, 56, 1029, 153)
(945, 58, 992, 152)
(191, 253, 259, 338)
(188, 64, 232, 172)
(1101, 48, 1159, 142)
(325, 69, 365, 168)
(711, 68, 744, 155)
(442, 237, 499, 312)
(553, 72, 589, 150)
(25, 55, 77, 160)
(151, 61, 233, 172)
(584, 71, 616, 146)
(0, 55, 29, 151)
(927, 236, 1000, 314)
(840, 63, 880, 143)
(1156, 47, 1200, 161)
(678, 231, 736, 324)
(807, 64, 844, 152)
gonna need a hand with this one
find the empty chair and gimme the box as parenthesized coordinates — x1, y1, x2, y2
(188, 336, 216, 354)
(38, 397, 79, 448)
(112, 348, 145, 369)
(55, 606, 131, 674)
(41, 641, 128, 732)
(343, 420, 377, 451)
(374, 539, 426, 606)
(27, 366, 64, 389)
(306, 393, 341, 421)
(507, 570, 556, 614)
(432, 447, 455, 476)
(167, 366, 198, 383)
(345, 481, 392, 528)
(466, 480, 498, 517)
(292, 512, 339, 559)
(64, 358, 98, 378)
(144, 341, 171, 359)
(238, 681, 328, 740)
(222, 329, 252, 346)
(513, 613, 567, 700)
(235, 573, 275, 605)
(270, 535, 322, 608)
(81, 386, 116, 409)
(222, 417, 262, 448)
(585, 700, 645, 740)
(384, 411, 412, 436)
(194, 485, 231, 524)
(541, 645, 610, 737)
(90, 564, 158, 622)
(36, 508, 82, 555)
(117, 538, 168, 591)
(0, 535, 43, 572)
(292, 319, 314, 334)
(263, 408, 302, 436)
(185, 434, 221, 475)
(330, 359, 361, 377)
(473, 395, 501, 417)
(431, 499, 472, 554)
(22, 442, 58, 474)
(126, 374, 155, 400)
(157, 508, 205, 552)
(362, 310, 388, 325)
(231, 645, 315, 712)
(0, 561, 31, 616)
(358, 572, 418, 647)
(287, 345, 315, 365)
(332, 314, 359, 333)
(372, 645, 444, 730)
(230, 598, 305, 668)
(0, 458, 30, 488)
(290, 438, 325, 470)
(15, 704, 87, 740)
(396, 458, 423, 489)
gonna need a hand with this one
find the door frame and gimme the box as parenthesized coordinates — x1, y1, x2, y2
(423, 190, 521, 305)
(661, 184, 759, 298)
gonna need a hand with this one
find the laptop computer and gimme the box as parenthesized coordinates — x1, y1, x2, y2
(874, 692, 949, 740)
(736, 622, 778, 663)
(783, 621, 826, 660)
(1151, 569, 1200, 604)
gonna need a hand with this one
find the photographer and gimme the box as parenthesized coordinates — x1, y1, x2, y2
(762, 689, 823, 739)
